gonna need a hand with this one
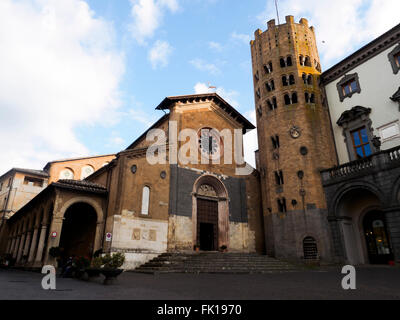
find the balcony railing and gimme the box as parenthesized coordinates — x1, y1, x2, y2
(321, 145, 400, 184)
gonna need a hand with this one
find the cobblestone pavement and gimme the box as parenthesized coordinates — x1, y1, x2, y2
(0, 266, 399, 300)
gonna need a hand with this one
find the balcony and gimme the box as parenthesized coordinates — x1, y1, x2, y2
(321, 145, 400, 186)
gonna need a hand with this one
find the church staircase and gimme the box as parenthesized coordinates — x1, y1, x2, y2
(133, 252, 301, 274)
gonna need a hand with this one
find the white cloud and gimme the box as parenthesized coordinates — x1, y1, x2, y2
(258, 0, 400, 68)
(148, 40, 173, 69)
(190, 59, 221, 75)
(231, 32, 251, 45)
(208, 41, 223, 51)
(129, 0, 179, 45)
(0, 0, 124, 174)
(193, 82, 240, 109)
(128, 109, 157, 128)
(107, 133, 126, 148)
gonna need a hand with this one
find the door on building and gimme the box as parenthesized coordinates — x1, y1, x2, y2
(197, 198, 218, 251)
(363, 211, 393, 264)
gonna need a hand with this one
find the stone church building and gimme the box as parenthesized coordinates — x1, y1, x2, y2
(1, 16, 400, 269)
(3, 94, 264, 269)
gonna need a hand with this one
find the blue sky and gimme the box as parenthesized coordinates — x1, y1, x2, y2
(0, 0, 399, 173)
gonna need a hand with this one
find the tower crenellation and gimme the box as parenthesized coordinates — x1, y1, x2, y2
(251, 16, 337, 259)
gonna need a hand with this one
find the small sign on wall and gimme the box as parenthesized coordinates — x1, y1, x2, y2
(51, 231, 57, 238)
(106, 233, 112, 242)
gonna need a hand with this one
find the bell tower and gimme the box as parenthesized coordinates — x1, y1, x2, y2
(251, 16, 337, 261)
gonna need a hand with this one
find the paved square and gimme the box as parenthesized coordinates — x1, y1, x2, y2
(0, 266, 399, 300)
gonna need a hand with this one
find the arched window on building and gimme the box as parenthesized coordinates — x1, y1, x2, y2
(284, 94, 291, 105)
(305, 56, 311, 67)
(302, 73, 307, 84)
(307, 74, 313, 85)
(299, 55, 304, 66)
(81, 165, 94, 180)
(59, 168, 74, 180)
(280, 58, 286, 68)
(141, 186, 150, 215)
(292, 92, 298, 104)
(286, 56, 293, 66)
(289, 74, 295, 85)
(303, 236, 318, 260)
(272, 97, 278, 109)
(282, 75, 288, 86)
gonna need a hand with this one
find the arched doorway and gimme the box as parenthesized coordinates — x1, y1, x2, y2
(192, 175, 229, 251)
(334, 186, 386, 264)
(59, 202, 97, 260)
(363, 211, 393, 264)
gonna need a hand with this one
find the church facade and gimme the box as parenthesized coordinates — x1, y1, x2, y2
(1, 17, 400, 269)
(3, 94, 265, 269)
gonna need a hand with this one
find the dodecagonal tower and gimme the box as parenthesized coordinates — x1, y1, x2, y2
(251, 16, 337, 261)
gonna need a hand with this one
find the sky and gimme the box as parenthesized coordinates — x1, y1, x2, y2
(0, 0, 399, 174)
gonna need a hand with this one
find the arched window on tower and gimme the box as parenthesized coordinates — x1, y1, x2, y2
(307, 74, 313, 85)
(299, 55, 305, 66)
(282, 75, 288, 86)
(302, 73, 307, 84)
(286, 56, 293, 66)
(305, 56, 312, 67)
(267, 100, 273, 111)
(280, 58, 286, 68)
(305, 92, 310, 103)
(265, 82, 272, 92)
(284, 94, 291, 105)
(289, 74, 295, 85)
(141, 186, 150, 215)
(264, 61, 273, 74)
(277, 198, 287, 213)
(292, 92, 298, 104)
(310, 93, 315, 103)
(271, 80, 275, 90)
(272, 97, 278, 109)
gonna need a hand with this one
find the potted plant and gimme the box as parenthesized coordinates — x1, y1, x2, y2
(100, 252, 125, 285)
(85, 257, 103, 279)
(72, 256, 90, 279)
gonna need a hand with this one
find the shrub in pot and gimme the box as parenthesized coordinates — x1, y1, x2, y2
(85, 257, 103, 279)
(100, 252, 125, 285)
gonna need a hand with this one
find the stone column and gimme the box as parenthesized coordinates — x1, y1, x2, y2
(12, 236, 20, 259)
(28, 228, 39, 263)
(6, 238, 12, 254)
(34, 225, 48, 264)
(93, 221, 104, 254)
(384, 208, 400, 263)
(17, 233, 26, 263)
(23, 231, 32, 258)
(43, 216, 63, 266)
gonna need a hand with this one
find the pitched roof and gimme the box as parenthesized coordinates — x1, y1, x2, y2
(43, 154, 115, 171)
(0, 168, 49, 181)
(155, 93, 256, 131)
(52, 179, 107, 194)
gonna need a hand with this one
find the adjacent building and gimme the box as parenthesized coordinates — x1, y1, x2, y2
(320, 23, 400, 265)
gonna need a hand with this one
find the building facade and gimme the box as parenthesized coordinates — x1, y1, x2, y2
(0, 155, 115, 254)
(2, 17, 400, 269)
(3, 94, 265, 269)
(320, 23, 400, 265)
(250, 16, 337, 262)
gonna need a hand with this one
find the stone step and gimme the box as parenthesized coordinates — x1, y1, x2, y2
(134, 253, 300, 274)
